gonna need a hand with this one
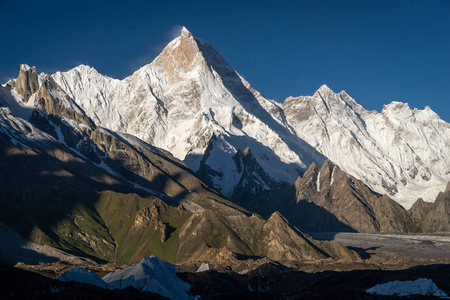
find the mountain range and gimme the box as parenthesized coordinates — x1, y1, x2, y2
(48, 27, 450, 209)
(0, 27, 449, 264)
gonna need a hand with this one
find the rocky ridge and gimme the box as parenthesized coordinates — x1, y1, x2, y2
(290, 160, 449, 233)
(292, 160, 411, 233)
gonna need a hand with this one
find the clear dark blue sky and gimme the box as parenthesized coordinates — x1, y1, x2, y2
(1, 0, 449, 121)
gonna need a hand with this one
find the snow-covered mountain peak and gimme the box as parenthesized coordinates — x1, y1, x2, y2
(382, 101, 411, 114)
(317, 84, 333, 94)
(136, 26, 207, 87)
(302, 84, 363, 118)
(381, 101, 442, 123)
(415, 105, 441, 121)
(313, 85, 341, 103)
(284, 86, 450, 208)
(49, 29, 324, 198)
(20, 64, 33, 72)
(71, 64, 100, 75)
(181, 26, 193, 38)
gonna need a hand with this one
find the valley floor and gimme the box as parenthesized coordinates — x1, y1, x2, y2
(2, 228, 450, 299)
(3, 260, 450, 299)
(309, 232, 450, 260)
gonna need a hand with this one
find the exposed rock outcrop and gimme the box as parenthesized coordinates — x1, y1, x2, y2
(409, 182, 450, 232)
(261, 212, 358, 261)
(292, 160, 411, 233)
(14, 64, 39, 102)
(35, 75, 94, 128)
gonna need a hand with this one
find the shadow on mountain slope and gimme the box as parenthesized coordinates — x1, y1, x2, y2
(181, 263, 450, 299)
(199, 41, 327, 168)
(0, 139, 212, 263)
(285, 200, 357, 233)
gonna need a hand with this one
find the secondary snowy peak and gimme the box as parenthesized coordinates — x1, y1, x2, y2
(283, 86, 450, 208)
(381, 101, 441, 123)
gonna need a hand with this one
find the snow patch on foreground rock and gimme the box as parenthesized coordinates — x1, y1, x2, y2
(58, 266, 107, 288)
(366, 278, 449, 298)
(58, 256, 191, 299)
(196, 262, 211, 272)
(103, 256, 191, 299)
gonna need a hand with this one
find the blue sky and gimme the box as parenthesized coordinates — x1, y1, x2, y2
(1, 0, 449, 121)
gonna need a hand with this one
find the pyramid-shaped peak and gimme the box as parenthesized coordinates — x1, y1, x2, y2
(181, 26, 193, 39)
(318, 84, 335, 94)
(307, 161, 319, 172)
(321, 159, 336, 170)
(72, 64, 100, 75)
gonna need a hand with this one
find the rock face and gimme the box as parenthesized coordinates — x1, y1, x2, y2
(409, 182, 450, 232)
(289, 160, 449, 233)
(229, 158, 417, 233)
(35, 74, 94, 128)
(261, 212, 358, 261)
(14, 64, 39, 102)
(291, 160, 411, 233)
